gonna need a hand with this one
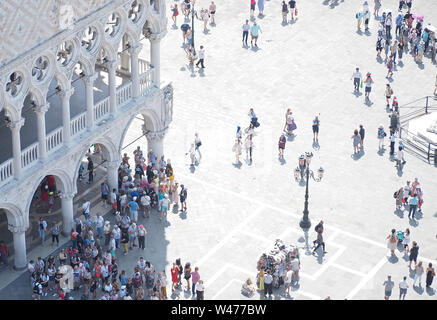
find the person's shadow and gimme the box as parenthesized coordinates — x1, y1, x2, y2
(189, 165, 195, 173)
(353, 90, 363, 97)
(413, 284, 424, 295)
(426, 286, 436, 296)
(312, 140, 320, 151)
(394, 208, 404, 218)
(377, 147, 386, 156)
(365, 98, 373, 106)
(279, 157, 286, 165)
(408, 218, 419, 227)
(287, 134, 295, 141)
(233, 161, 242, 169)
(387, 254, 399, 264)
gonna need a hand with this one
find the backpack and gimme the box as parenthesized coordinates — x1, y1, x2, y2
(393, 191, 398, 198)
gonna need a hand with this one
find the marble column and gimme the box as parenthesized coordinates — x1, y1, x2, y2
(84, 73, 97, 131)
(106, 160, 120, 192)
(9, 225, 27, 270)
(145, 129, 166, 163)
(7, 118, 25, 179)
(35, 103, 50, 162)
(107, 60, 118, 115)
(129, 44, 142, 99)
(60, 192, 75, 236)
(58, 87, 74, 147)
(150, 36, 161, 87)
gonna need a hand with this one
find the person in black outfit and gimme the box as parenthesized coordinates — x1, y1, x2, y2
(359, 125, 365, 149)
(408, 241, 419, 268)
(87, 158, 94, 183)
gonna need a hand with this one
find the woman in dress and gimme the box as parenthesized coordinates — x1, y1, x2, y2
(184, 262, 192, 291)
(352, 129, 361, 154)
(278, 133, 286, 159)
(402, 228, 410, 254)
(171, 4, 179, 26)
(413, 261, 424, 287)
(426, 263, 435, 288)
(283, 108, 293, 131)
(286, 113, 296, 136)
(258, 268, 265, 292)
(386, 229, 398, 256)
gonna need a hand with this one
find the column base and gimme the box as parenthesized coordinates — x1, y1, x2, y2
(13, 265, 27, 271)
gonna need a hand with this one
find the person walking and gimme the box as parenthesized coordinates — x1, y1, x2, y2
(387, 229, 398, 256)
(263, 271, 273, 298)
(426, 263, 435, 288)
(359, 125, 365, 149)
(171, 263, 179, 292)
(281, 1, 288, 24)
(209, 2, 216, 24)
(395, 187, 404, 210)
(352, 129, 361, 154)
(408, 194, 418, 219)
(0, 241, 9, 268)
(242, 20, 250, 46)
(39, 217, 47, 246)
(383, 275, 395, 300)
(413, 261, 424, 287)
(87, 157, 94, 184)
(250, 21, 261, 47)
(195, 45, 205, 68)
(409, 241, 419, 268)
(389, 129, 396, 156)
(232, 139, 243, 164)
(250, 0, 256, 19)
(195, 280, 205, 300)
(374, 0, 382, 17)
(257, 0, 264, 16)
(244, 135, 253, 162)
(51, 222, 59, 246)
(180, 184, 187, 212)
(364, 73, 374, 101)
(351, 67, 362, 92)
(82, 199, 91, 220)
(137, 225, 147, 250)
(289, 0, 297, 21)
(385, 84, 394, 108)
(191, 267, 200, 297)
(312, 115, 320, 141)
(278, 133, 286, 159)
(377, 125, 386, 149)
(171, 4, 179, 26)
(194, 133, 202, 160)
(399, 276, 409, 300)
(312, 230, 326, 255)
(402, 228, 410, 254)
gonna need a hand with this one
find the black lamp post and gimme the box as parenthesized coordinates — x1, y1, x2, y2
(294, 152, 324, 231)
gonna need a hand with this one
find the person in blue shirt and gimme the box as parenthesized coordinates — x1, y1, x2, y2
(395, 13, 403, 37)
(408, 195, 419, 219)
(250, 21, 261, 47)
(128, 198, 139, 223)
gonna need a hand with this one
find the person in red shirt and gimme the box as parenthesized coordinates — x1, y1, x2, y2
(70, 228, 78, 249)
(171, 262, 179, 292)
(0, 241, 9, 267)
(46, 175, 56, 192)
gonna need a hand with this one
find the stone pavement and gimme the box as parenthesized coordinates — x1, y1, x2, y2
(1, 0, 437, 300)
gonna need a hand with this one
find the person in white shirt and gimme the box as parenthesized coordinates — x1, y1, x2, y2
(395, 146, 406, 168)
(110, 189, 117, 214)
(195, 45, 205, 68)
(195, 280, 205, 300)
(284, 269, 293, 295)
(187, 143, 197, 166)
(140, 194, 151, 218)
(112, 225, 121, 248)
(290, 255, 300, 284)
(351, 67, 362, 92)
(82, 199, 91, 219)
(403, 181, 411, 205)
(399, 276, 409, 300)
(244, 135, 253, 162)
(194, 133, 202, 160)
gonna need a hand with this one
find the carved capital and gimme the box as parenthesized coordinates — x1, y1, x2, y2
(84, 73, 98, 85)
(106, 59, 118, 71)
(145, 128, 167, 141)
(58, 87, 75, 99)
(59, 192, 76, 200)
(128, 44, 143, 56)
(8, 224, 27, 233)
(34, 103, 50, 114)
(7, 117, 25, 130)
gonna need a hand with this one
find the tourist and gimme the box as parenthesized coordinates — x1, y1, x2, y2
(180, 184, 187, 212)
(387, 229, 398, 256)
(409, 241, 419, 268)
(39, 217, 47, 245)
(263, 271, 273, 297)
(195, 45, 205, 68)
(82, 199, 91, 219)
(171, 262, 179, 292)
(195, 280, 205, 300)
(359, 125, 365, 149)
(413, 261, 424, 287)
(50, 223, 59, 246)
(245, 135, 253, 162)
(233, 139, 243, 164)
(426, 263, 435, 288)
(171, 4, 179, 26)
(352, 129, 361, 154)
(389, 129, 396, 155)
(209, 2, 216, 24)
(351, 67, 362, 92)
(0, 241, 8, 268)
(284, 267, 292, 295)
(364, 73, 374, 101)
(395, 187, 403, 210)
(398, 276, 408, 300)
(383, 275, 394, 300)
(194, 133, 202, 159)
(377, 125, 386, 150)
(242, 19, 250, 46)
(282, 1, 288, 24)
(250, 21, 261, 47)
(257, 0, 264, 16)
(184, 262, 192, 291)
(191, 267, 200, 296)
(408, 194, 418, 219)
(289, 0, 297, 21)
(278, 133, 286, 159)
(250, 0, 256, 19)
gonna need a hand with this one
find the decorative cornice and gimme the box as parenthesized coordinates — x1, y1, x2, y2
(8, 224, 27, 233)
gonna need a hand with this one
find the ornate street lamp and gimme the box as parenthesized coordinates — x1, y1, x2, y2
(294, 152, 324, 231)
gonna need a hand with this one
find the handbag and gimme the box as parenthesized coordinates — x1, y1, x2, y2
(360, 80, 363, 88)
